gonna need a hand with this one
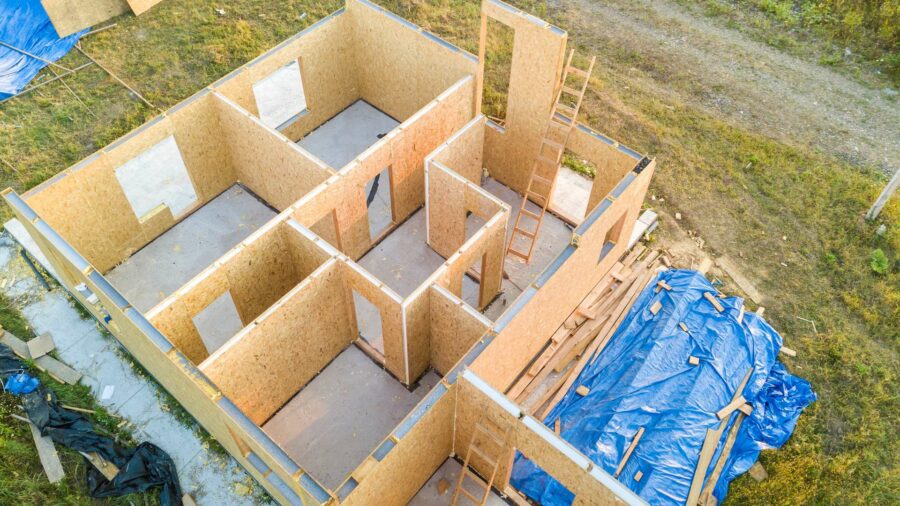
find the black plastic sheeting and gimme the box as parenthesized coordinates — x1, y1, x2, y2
(1, 343, 183, 505)
(511, 269, 815, 505)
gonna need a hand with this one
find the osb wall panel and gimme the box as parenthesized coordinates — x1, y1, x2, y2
(343, 388, 455, 506)
(148, 220, 329, 364)
(340, 259, 407, 381)
(471, 164, 654, 391)
(41, 0, 129, 37)
(201, 260, 351, 425)
(456, 373, 628, 504)
(3, 200, 318, 504)
(213, 9, 360, 143)
(441, 211, 506, 310)
(432, 116, 486, 185)
(290, 77, 475, 261)
(214, 94, 332, 211)
(481, 2, 567, 194)
(125, 0, 163, 16)
(348, 0, 478, 121)
(427, 163, 468, 259)
(25, 93, 235, 273)
(567, 125, 642, 214)
(429, 287, 491, 375)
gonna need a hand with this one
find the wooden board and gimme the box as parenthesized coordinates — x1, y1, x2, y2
(23, 418, 65, 484)
(428, 285, 491, 375)
(1, 331, 82, 385)
(27, 332, 55, 359)
(41, 0, 129, 37)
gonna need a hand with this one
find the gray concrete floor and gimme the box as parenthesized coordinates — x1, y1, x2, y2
(0, 233, 259, 505)
(550, 166, 592, 224)
(262, 345, 440, 491)
(105, 185, 276, 313)
(409, 458, 507, 506)
(480, 178, 573, 321)
(296, 100, 399, 170)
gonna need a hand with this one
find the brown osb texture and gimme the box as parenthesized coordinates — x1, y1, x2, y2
(429, 286, 490, 375)
(41, 0, 130, 37)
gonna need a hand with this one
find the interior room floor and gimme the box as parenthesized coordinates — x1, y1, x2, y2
(296, 100, 399, 169)
(105, 185, 276, 313)
(262, 345, 440, 490)
(479, 177, 573, 321)
(409, 459, 507, 505)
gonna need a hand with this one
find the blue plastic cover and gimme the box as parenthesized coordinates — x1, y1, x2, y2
(0, 0, 86, 99)
(4, 371, 40, 394)
(511, 269, 815, 505)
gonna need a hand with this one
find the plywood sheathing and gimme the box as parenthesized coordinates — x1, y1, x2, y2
(429, 286, 492, 376)
(213, 9, 360, 143)
(24, 92, 236, 273)
(470, 161, 655, 391)
(124, 0, 163, 17)
(214, 93, 333, 210)
(436, 205, 507, 310)
(291, 76, 476, 260)
(456, 371, 639, 505)
(347, 0, 479, 122)
(566, 124, 643, 215)
(4, 194, 323, 505)
(341, 386, 455, 505)
(430, 115, 486, 186)
(40, 0, 130, 37)
(148, 219, 331, 364)
(480, 0, 568, 194)
(200, 258, 352, 425)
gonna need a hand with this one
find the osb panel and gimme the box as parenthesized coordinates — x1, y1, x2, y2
(214, 94, 331, 211)
(442, 211, 506, 309)
(427, 163, 467, 259)
(25, 94, 236, 273)
(429, 287, 490, 375)
(5, 198, 321, 505)
(403, 290, 432, 383)
(481, 3, 567, 194)
(41, 0, 129, 37)
(125, 0, 163, 16)
(471, 164, 654, 391)
(343, 388, 455, 506)
(348, 0, 477, 121)
(281, 223, 333, 279)
(215, 10, 360, 143)
(566, 126, 642, 214)
(149, 301, 210, 364)
(340, 260, 406, 381)
(226, 228, 300, 323)
(202, 260, 351, 425)
(432, 116, 485, 185)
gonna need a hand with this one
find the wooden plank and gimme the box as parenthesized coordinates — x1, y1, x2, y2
(779, 346, 797, 357)
(80, 451, 120, 481)
(688, 356, 700, 366)
(649, 301, 662, 315)
(1, 330, 81, 384)
(27, 332, 56, 359)
(699, 413, 747, 504)
(12, 414, 65, 484)
(716, 395, 747, 420)
(703, 292, 725, 313)
(614, 427, 645, 478)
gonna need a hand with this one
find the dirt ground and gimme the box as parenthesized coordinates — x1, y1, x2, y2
(549, 0, 899, 173)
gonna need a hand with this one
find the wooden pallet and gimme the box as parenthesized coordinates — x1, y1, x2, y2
(452, 420, 511, 505)
(506, 50, 597, 264)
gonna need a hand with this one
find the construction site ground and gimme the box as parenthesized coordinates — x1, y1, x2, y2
(0, 0, 896, 504)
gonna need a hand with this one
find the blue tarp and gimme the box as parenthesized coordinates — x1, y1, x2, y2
(0, 0, 86, 100)
(511, 269, 815, 505)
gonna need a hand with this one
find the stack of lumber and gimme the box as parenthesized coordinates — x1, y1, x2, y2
(505, 246, 665, 419)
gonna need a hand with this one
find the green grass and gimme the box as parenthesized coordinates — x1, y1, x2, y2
(0, 0, 897, 504)
(0, 293, 157, 505)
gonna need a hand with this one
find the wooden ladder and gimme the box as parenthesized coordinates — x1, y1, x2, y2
(451, 420, 511, 505)
(506, 50, 596, 264)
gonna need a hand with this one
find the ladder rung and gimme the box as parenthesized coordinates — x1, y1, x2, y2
(469, 445, 499, 468)
(520, 208, 542, 220)
(561, 85, 581, 97)
(514, 227, 536, 239)
(542, 138, 564, 152)
(551, 113, 573, 127)
(507, 247, 529, 260)
(533, 174, 553, 186)
(526, 190, 548, 203)
(568, 65, 590, 78)
(457, 487, 481, 503)
(464, 467, 490, 487)
(556, 103, 577, 118)
(536, 155, 559, 167)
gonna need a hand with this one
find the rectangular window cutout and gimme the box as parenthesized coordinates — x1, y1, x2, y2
(192, 291, 244, 355)
(482, 18, 514, 127)
(352, 290, 384, 355)
(598, 212, 627, 263)
(114, 135, 198, 221)
(253, 60, 308, 129)
(366, 167, 393, 240)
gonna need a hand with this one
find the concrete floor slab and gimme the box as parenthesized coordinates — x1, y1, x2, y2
(550, 166, 592, 224)
(263, 345, 440, 490)
(409, 458, 506, 506)
(106, 185, 276, 313)
(297, 100, 399, 169)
